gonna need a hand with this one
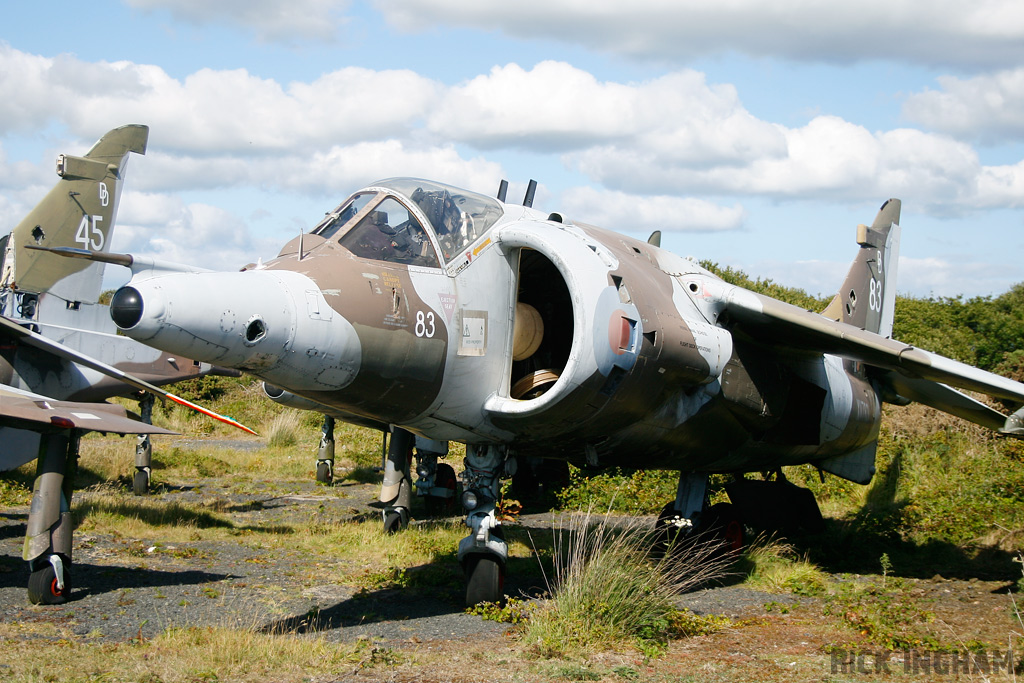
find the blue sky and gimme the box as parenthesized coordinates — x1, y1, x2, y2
(2, 0, 1023, 298)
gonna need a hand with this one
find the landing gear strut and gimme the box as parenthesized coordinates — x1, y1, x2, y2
(379, 428, 414, 534)
(413, 438, 457, 517)
(315, 415, 335, 485)
(133, 393, 155, 496)
(458, 444, 510, 606)
(24, 431, 80, 604)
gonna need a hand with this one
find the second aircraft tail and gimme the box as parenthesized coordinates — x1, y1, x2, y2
(821, 199, 901, 337)
(0, 124, 149, 309)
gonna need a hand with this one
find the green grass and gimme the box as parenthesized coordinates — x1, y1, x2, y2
(739, 534, 829, 596)
(0, 621, 397, 682)
(524, 510, 729, 656)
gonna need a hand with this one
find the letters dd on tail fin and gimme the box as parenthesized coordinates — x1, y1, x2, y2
(822, 199, 901, 338)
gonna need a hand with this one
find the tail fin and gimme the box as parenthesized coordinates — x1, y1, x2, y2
(0, 125, 148, 309)
(821, 199, 901, 337)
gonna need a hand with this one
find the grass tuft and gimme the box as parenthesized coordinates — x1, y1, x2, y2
(265, 411, 302, 448)
(524, 509, 729, 656)
(740, 534, 829, 596)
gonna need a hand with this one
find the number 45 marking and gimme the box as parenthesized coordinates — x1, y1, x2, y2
(75, 215, 104, 250)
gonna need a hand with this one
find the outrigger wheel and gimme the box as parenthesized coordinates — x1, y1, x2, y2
(315, 460, 333, 485)
(132, 468, 151, 496)
(383, 507, 408, 535)
(27, 555, 71, 605)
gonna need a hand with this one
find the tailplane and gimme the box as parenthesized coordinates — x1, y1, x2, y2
(0, 125, 149, 313)
(821, 199, 901, 337)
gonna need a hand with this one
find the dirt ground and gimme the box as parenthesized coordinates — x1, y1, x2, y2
(1, 448, 1021, 682)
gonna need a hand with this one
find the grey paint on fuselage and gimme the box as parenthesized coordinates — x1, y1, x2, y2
(109, 177, 1024, 483)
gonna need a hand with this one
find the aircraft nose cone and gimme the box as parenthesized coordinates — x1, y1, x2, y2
(110, 286, 144, 329)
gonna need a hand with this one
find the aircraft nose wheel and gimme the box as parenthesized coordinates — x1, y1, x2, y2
(465, 555, 505, 606)
(27, 559, 71, 605)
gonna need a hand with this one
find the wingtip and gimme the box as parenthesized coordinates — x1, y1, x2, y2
(166, 393, 259, 436)
(1001, 406, 1024, 439)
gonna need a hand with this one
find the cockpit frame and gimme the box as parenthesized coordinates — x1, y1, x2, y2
(312, 178, 505, 269)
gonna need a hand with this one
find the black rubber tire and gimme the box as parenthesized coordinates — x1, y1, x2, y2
(316, 461, 333, 485)
(465, 555, 504, 607)
(132, 469, 149, 496)
(383, 509, 405, 535)
(701, 502, 745, 557)
(789, 484, 826, 534)
(425, 463, 458, 517)
(27, 562, 71, 605)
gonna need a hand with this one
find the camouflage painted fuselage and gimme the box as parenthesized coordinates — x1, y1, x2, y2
(112, 179, 885, 475)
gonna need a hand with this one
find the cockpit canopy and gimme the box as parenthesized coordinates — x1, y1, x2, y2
(313, 178, 505, 267)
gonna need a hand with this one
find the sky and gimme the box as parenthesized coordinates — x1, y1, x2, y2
(2, 0, 1023, 299)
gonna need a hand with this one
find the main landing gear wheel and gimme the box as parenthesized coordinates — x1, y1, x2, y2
(27, 562, 71, 605)
(425, 463, 458, 517)
(316, 460, 333, 485)
(652, 501, 746, 560)
(465, 555, 504, 607)
(132, 468, 150, 496)
(701, 502, 746, 558)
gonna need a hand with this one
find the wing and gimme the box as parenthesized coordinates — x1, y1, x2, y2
(0, 384, 174, 434)
(708, 284, 1024, 436)
(0, 314, 257, 435)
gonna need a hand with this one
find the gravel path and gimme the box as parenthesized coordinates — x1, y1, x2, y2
(1, 469, 797, 648)
(0, 473, 511, 645)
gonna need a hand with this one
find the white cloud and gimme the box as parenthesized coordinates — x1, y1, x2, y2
(0, 45, 439, 154)
(559, 186, 745, 234)
(975, 160, 1024, 209)
(3, 44, 1023, 226)
(430, 63, 785, 165)
(903, 68, 1024, 143)
(379, 0, 1024, 69)
(895, 256, 1021, 298)
(572, 115, 1003, 212)
(112, 192, 279, 269)
(124, 0, 350, 43)
(131, 141, 504, 198)
(742, 259, 850, 298)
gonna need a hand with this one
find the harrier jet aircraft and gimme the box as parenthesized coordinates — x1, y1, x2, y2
(54, 176, 1024, 606)
(1, 125, 248, 603)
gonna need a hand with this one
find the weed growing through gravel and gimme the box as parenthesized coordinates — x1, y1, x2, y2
(524, 509, 729, 656)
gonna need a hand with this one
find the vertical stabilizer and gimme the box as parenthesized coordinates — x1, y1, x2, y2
(1, 125, 149, 308)
(821, 199, 901, 337)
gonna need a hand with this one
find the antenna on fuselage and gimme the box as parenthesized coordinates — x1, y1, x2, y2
(647, 230, 662, 247)
(497, 179, 508, 203)
(523, 179, 537, 208)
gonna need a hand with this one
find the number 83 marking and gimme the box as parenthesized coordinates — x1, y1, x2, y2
(415, 310, 435, 338)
